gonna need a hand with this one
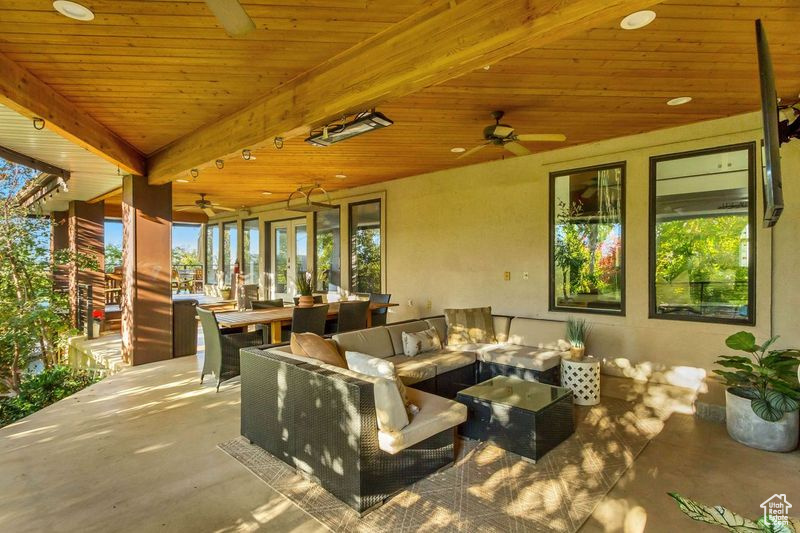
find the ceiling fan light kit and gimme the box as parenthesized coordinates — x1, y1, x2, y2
(458, 110, 566, 160)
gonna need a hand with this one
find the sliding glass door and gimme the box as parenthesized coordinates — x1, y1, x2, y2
(270, 219, 307, 301)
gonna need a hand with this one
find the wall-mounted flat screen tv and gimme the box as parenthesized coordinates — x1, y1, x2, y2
(755, 19, 784, 228)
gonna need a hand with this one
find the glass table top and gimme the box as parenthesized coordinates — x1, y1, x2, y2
(458, 376, 572, 412)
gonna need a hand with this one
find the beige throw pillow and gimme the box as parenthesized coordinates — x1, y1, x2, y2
(290, 333, 346, 368)
(345, 351, 414, 432)
(444, 306, 496, 345)
(402, 327, 442, 356)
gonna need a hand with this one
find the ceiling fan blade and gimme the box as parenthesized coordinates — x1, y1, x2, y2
(202, 207, 217, 217)
(205, 0, 256, 38)
(581, 186, 597, 199)
(174, 205, 196, 212)
(457, 143, 490, 159)
(515, 133, 567, 142)
(212, 206, 236, 212)
(504, 142, 531, 157)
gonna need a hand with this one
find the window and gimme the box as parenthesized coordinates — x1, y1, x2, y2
(314, 207, 341, 292)
(221, 221, 237, 286)
(205, 224, 219, 284)
(550, 163, 625, 314)
(650, 143, 755, 324)
(349, 200, 382, 294)
(242, 218, 259, 285)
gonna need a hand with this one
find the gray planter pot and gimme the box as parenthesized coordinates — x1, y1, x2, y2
(725, 388, 799, 452)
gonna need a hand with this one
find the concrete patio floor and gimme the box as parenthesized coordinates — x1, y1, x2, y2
(1, 352, 797, 532)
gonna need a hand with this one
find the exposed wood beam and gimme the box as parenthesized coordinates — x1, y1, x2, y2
(0, 144, 71, 179)
(147, 0, 661, 184)
(87, 187, 122, 205)
(0, 52, 146, 176)
(104, 202, 208, 224)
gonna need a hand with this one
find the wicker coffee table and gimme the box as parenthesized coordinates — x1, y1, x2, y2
(456, 376, 575, 461)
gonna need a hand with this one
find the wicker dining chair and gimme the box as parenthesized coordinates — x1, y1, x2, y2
(336, 300, 370, 333)
(369, 293, 392, 327)
(242, 284, 260, 309)
(291, 304, 329, 336)
(197, 307, 264, 391)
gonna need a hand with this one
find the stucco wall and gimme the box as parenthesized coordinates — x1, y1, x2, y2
(214, 112, 799, 386)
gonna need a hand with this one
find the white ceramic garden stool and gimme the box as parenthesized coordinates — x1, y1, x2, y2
(560, 356, 601, 406)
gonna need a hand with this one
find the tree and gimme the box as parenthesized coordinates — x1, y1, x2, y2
(172, 245, 199, 267)
(351, 227, 381, 293)
(105, 243, 122, 273)
(0, 160, 89, 393)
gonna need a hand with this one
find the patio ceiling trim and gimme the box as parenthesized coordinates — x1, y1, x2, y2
(146, 0, 662, 184)
(0, 52, 146, 177)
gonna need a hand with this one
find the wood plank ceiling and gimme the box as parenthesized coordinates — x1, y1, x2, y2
(1, 0, 798, 214)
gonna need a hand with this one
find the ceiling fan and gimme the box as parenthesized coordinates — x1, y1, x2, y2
(175, 193, 236, 216)
(204, 0, 256, 38)
(458, 111, 566, 159)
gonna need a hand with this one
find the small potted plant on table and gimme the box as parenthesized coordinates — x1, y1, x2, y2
(295, 271, 314, 307)
(92, 309, 104, 337)
(714, 331, 800, 452)
(565, 317, 590, 360)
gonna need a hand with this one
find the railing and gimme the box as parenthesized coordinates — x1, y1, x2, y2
(655, 280, 749, 319)
(173, 263, 204, 294)
(76, 283, 95, 339)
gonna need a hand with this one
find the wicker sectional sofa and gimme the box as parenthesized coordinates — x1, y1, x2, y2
(240, 313, 569, 514)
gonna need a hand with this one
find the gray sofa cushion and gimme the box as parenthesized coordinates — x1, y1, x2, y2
(385, 320, 431, 355)
(333, 327, 395, 359)
(479, 345, 563, 371)
(385, 355, 437, 385)
(426, 315, 511, 345)
(414, 349, 477, 375)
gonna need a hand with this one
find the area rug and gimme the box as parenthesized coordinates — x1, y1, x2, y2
(219, 398, 667, 532)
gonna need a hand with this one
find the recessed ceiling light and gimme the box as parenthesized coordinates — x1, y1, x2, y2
(667, 96, 693, 106)
(52, 1, 95, 21)
(450, 147, 466, 153)
(175, 179, 189, 183)
(261, 191, 272, 196)
(334, 174, 347, 179)
(620, 10, 656, 30)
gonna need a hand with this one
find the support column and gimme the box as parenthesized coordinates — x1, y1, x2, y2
(67, 201, 105, 326)
(50, 211, 69, 292)
(121, 175, 172, 365)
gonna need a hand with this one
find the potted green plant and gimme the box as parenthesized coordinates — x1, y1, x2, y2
(295, 271, 314, 307)
(565, 317, 590, 360)
(714, 331, 800, 452)
(218, 285, 231, 300)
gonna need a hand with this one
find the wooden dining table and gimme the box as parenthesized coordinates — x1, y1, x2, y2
(214, 301, 399, 343)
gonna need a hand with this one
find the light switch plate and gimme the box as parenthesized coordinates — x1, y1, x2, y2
(503, 271, 511, 281)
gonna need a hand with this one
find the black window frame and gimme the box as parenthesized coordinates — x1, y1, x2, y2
(348, 199, 382, 294)
(221, 220, 238, 284)
(548, 161, 627, 316)
(648, 142, 757, 326)
(204, 223, 219, 285)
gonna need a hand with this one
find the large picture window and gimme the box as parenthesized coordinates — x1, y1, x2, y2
(221, 221, 237, 286)
(349, 200, 382, 294)
(314, 207, 341, 292)
(242, 218, 259, 285)
(550, 163, 625, 314)
(205, 224, 219, 284)
(650, 143, 755, 324)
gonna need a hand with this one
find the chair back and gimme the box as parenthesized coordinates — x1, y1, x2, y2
(196, 308, 222, 375)
(293, 295, 323, 305)
(252, 299, 285, 309)
(337, 300, 370, 333)
(242, 284, 260, 308)
(291, 304, 329, 336)
(369, 293, 391, 327)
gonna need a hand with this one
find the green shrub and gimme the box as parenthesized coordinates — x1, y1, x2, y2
(0, 366, 99, 428)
